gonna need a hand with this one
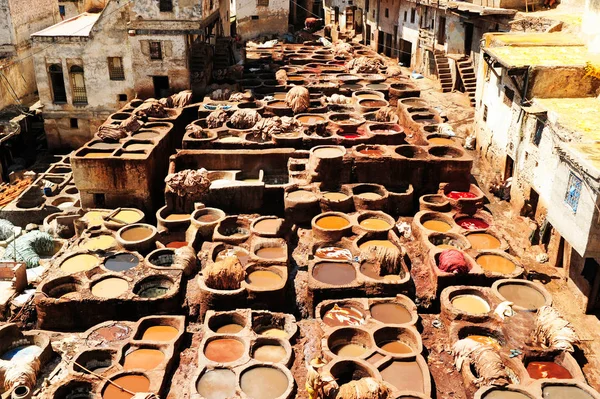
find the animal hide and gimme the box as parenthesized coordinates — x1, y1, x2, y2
(0, 354, 41, 392)
(230, 109, 262, 129)
(375, 107, 396, 122)
(204, 256, 245, 290)
(386, 65, 403, 77)
(331, 378, 390, 399)
(174, 246, 198, 276)
(251, 116, 300, 140)
(453, 339, 510, 387)
(332, 41, 354, 58)
(438, 249, 470, 274)
(164, 168, 210, 197)
(286, 86, 311, 114)
(346, 56, 383, 74)
(276, 69, 288, 84)
(185, 123, 206, 139)
(533, 306, 579, 352)
(97, 125, 127, 142)
(135, 101, 168, 118)
(207, 109, 228, 128)
(119, 115, 142, 132)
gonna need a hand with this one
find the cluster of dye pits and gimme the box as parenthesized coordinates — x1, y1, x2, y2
(9, 41, 599, 399)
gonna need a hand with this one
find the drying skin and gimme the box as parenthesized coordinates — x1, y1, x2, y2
(97, 125, 127, 142)
(453, 338, 511, 387)
(533, 306, 579, 352)
(328, 377, 391, 399)
(275, 69, 288, 84)
(230, 109, 262, 129)
(346, 56, 383, 74)
(185, 123, 205, 139)
(134, 100, 168, 118)
(164, 168, 210, 197)
(206, 109, 228, 128)
(119, 114, 142, 132)
(332, 41, 353, 58)
(0, 353, 41, 393)
(251, 116, 301, 140)
(159, 90, 192, 108)
(438, 249, 469, 274)
(362, 246, 403, 278)
(285, 86, 311, 113)
(204, 256, 245, 290)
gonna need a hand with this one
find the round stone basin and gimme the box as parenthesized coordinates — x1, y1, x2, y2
(88, 323, 131, 343)
(542, 385, 594, 399)
(476, 254, 516, 274)
(112, 209, 143, 224)
(467, 232, 501, 250)
(428, 233, 468, 250)
(81, 235, 117, 251)
(373, 326, 419, 355)
(252, 341, 287, 362)
(104, 253, 139, 272)
(147, 249, 175, 268)
(451, 294, 490, 315)
(91, 277, 129, 299)
(321, 191, 350, 201)
(315, 215, 351, 230)
(357, 146, 385, 156)
(255, 246, 286, 259)
(429, 146, 464, 159)
(370, 302, 412, 324)
(456, 217, 489, 230)
(60, 253, 100, 273)
(204, 338, 245, 363)
(313, 146, 345, 158)
(1, 345, 42, 361)
(527, 361, 572, 379)
(322, 303, 366, 327)
(358, 239, 397, 251)
(240, 366, 289, 399)
(215, 247, 250, 266)
(315, 246, 353, 261)
(245, 269, 283, 289)
(330, 360, 376, 385)
(380, 360, 424, 393)
(102, 374, 150, 399)
(119, 225, 155, 242)
(483, 388, 534, 399)
(422, 220, 452, 232)
(495, 281, 547, 310)
(358, 98, 388, 108)
(287, 189, 317, 202)
(253, 218, 282, 235)
(195, 208, 225, 223)
(328, 328, 372, 357)
(134, 276, 173, 298)
(197, 369, 237, 399)
(123, 348, 165, 370)
(141, 326, 178, 341)
(132, 130, 159, 140)
(313, 262, 356, 285)
(296, 114, 326, 125)
(355, 192, 382, 200)
(359, 217, 392, 231)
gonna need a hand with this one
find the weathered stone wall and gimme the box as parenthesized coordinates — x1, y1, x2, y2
(236, 0, 289, 40)
(0, 0, 15, 50)
(528, 67, 600, 98)
(396, 0, 420, 66)
(7, 0, 60, 47)
(59, 0, 84, 19)
(130, 0, 204, 20)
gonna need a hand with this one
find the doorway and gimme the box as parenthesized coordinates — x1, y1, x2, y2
(385, 33, 392, 57)
(377, 30, 384, 54)
(464, 22, 474, 55)
(529, 188, 540, 218)
(400, 39, 412, 67)
(504, 156, 514, 181)
(345, 7, 354, 31)
(365, 24, 371, 45)
(153, 76, 170, 98)
(438, 16, 446, 45)
(355, 8, 363, 33)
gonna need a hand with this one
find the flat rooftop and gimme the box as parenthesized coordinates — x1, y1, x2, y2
(489, 32, 584, 46)
(487, 44, 593, 67)
(32, 12, 100, 37)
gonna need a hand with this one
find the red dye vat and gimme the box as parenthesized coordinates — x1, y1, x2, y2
(341, 133, 362, 139)
(446, 191, 477, 200)
(456, 218, 489, 230)
(166, 241, 188, 248)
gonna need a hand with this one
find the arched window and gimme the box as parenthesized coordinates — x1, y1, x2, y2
(48, 64, 67, 103)
(70, 65, 87, 104)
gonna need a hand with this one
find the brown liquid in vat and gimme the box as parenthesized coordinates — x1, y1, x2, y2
(240, 367, 289, 399)
(380, 361, 424, 392)
(197, 212, 221, 223)
(313, 262, 356, 285)
(498, 284, 545, 309)
(216, 324, 244, 333)
(165, 213, 189, 221)
(123, 349, 165, 370)
(316, 215, 350, 229)
(422, 220, 452, 232)
(120, 226, 153, 242)
(334, 343, 367, 357)
(542, 386, 593, 399)
(527, 361, 572, 379)
(141, 326, 178, 341)
(451, 295, 490, 314)
(322, 191, 348, 201)
(255, 247, 286, 259)
(380, 341, 413, 354)
(370, 303, 412, 324)
(102, 375, 150, 399)
(477, 254, 516, 274)
(245, 270, 282, 288)
(253, 345, 287, 362)
(323, 305, 365, 327)
(254, 219, 281, 234)
(196, 369, 237, 399)
(204, 339, 244, 363)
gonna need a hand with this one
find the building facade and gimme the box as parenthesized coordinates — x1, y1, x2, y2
(32, 0, 228, 150)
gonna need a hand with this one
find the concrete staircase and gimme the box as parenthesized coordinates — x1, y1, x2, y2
(457, 56, 477, 106)
(434, 50, 453, 93)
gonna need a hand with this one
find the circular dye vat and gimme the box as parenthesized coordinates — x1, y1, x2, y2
(259, 327, 288, 338)
(137, 280, 170, 298)
(358, 148, 384, 156)
(315, 247, 352, 261)
(379, 341, 413, 354)
(297, 115, 326, 125)
(123, 349, 165, 370)
(313, 262, 356, 285)
(164, 213, 190, 221)
(498, 283, 546, 310)
(451, 294, 490, 314)
(446, 191, 477, 200)
(253, 344, 287, 362)
(220, 136, 243, 143)
(1, 345, 42, 361)
(356, 192, 382, 200)
(88, 323, 131, 343)
(215, 247, 250, 266)
(358, 240, 397, 251)
(197, 369, 237, 399)
(197, 212, 222, 223)
(370, 303, 412, 324)
(316, 215, 350, 230)
(245, 270, 283, 289)
(359, 218, 391, 230)
(113, 210, 142, 224)
(467, 335, 501, 349)
(102, 375, 150, 399)
(323, 305, 365, 327)
(82, 235, 116, 251)
(141, 326, 178, 341)
(126, 143, 153, 152)
(120, 226, 154, 242)
(333, 343, 367, 357)
(359, 262, 401, 282)
(287, 190, 317, 201)
(429, 137, 455, 146)
(437, 244, 455, 249)
(166, 241, 188, 249)
(255, 247, 286, 259)
(60, 254, 99, 273)
(484, 389, 533, 399)
(313, 147, 344, 158)
(360, 99, 387, 107)
(104, 253, 139, 272)
(240, 367, 289, 399)
(379, 360, 424, 392)
(467, 233, 501, 250)
(477, 254, 516, 274)
(204, 338, 245, 363)
(542, 385, 593, 399)
(457, 217, 489, 230)
(133, 131, 159, 140)
(216, 323, 245, 333)
(254, 219, 281, 235)
(527, 361, 572, 379)
(322, 191, 349, 201)
(91, 278, 129, 298)
(422, 220, 452, 232)
(84, 210, 109, 227)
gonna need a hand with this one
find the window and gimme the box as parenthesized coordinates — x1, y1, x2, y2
(70, 118, 78, 128)
(159, 0, 173, 12)
(251, 15, 259, 20)
(94, 193, 106, 207)
(365, 0, 369, 12)
(410, 8, 416, 23)
(59, 5, 65, 18)
(70, 65, 87, 104)
(118, 94, 128, 101)
(404, 10, 407, 21)
(565, 172, 582, 213)
(108, 57, 125, 80)
(385, 8, 389, 17)
(503, 86, 514, 107)
(149, 42, 162, 60)
(533, 118, 544, 146)
(49, 64, 67, 103)
(257, 0, 269, 6)
(483, 105, 488, 122)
